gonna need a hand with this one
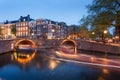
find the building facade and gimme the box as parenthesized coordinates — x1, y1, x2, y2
(16, 15, 33, 38)
(0, 15, 68, 39)
(0, 20, 16, 39)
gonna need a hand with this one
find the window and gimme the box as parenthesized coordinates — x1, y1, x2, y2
(23, 23, 25, 26)
(26, 27, 28, 30)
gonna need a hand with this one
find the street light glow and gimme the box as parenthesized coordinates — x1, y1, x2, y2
(104, 30, 108, 34)
(92, 32, 95, 35)
(52, 29, 55, 32)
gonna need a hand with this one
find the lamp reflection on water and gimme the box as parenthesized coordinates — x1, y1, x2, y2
(14, 50, 36, 64)
(48, 59, 60, 70)
(102, 69, 109, 74)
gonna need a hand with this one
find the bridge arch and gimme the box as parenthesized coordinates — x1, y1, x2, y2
(14, 39, 36, 51)
(60, 38, 77, 54)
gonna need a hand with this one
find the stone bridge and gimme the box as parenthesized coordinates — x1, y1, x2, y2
(13, 38, 77, 49)
(0, 38, 120, 54)
(0, 38, 78, 53)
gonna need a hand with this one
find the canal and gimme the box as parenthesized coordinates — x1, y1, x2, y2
(0, 49, 120, 80)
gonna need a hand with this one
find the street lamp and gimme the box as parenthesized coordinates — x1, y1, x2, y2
(92, 32, 95, 35)
(52, 29, 55, 33)
(91, 32, 95, 40)
(31, 33, 34, 39)
(115, 36, 119, 43)
(51, 29, 55, 39)
(103, 30, 108, 43)
(104, 30, 108, 34)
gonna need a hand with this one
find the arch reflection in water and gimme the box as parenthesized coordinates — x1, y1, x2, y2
(14, 50, 36, 64)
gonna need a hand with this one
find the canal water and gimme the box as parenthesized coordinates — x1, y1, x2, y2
(0, 49, 120, 80)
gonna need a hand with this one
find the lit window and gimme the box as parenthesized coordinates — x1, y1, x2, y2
(24, 23, 26, 26)
(23, 27, 25, 30)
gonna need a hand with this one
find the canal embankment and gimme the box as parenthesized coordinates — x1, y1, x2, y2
(0, 40, 13, 54)
(77, 40, 120, 54)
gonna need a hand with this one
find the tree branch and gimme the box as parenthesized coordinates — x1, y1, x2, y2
(116, 0, 120, 7)
(111, 23, 116, 27)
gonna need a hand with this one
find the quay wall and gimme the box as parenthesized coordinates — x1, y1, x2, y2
(0, 40, 13, 54)
(77, 40, 120, 54)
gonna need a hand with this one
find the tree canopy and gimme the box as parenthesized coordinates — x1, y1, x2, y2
(80, 0, 120, 39)
(11, 25, 17, 36)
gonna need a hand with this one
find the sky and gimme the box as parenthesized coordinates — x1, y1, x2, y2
(0, 0, 92, 25)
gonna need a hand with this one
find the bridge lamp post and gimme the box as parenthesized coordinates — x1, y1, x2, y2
(103, 30, 108, 56)
(103, 30, 108, 42)
(52, 29, 55, 39)
(115, 36, 119, 43)
(31, 33, 34, 39)
(104, 30, 108, 34)
(91, 32, 95, 40)
(92, 32, 95, 35)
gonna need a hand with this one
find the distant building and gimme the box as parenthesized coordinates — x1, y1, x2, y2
(0, 15, 68, 39)
(16, 15, 34, 38)
(1, 20, 17, 38)
(34, 19, 48, 39)
(0, 23, 5, 38)
(30, 19, 68, 39)
(58, 22, 68, 39)
(29, 20, 36, 38)
(0, 15, 34, 38)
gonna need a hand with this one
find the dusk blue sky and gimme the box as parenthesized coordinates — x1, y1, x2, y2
(0, 0, 92, 25)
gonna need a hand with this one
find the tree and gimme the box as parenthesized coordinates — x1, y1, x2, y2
(68, 25, 79, 38)
(78, 23, 90, 39)
(11, 25, 17, 36)
(30, 28, 33, 35)
(81, 0, 120, 40)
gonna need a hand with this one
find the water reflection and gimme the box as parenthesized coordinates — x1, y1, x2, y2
(48, 59, 60, 70)
(97, 68, 110, 80)
(102, 69, 109, 74)
(14, 50, 36, 64)
(0, 50, 120, 80)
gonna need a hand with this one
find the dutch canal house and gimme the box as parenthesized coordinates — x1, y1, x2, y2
(0, 15, 33, 38)
(0, 15, 68, 39)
